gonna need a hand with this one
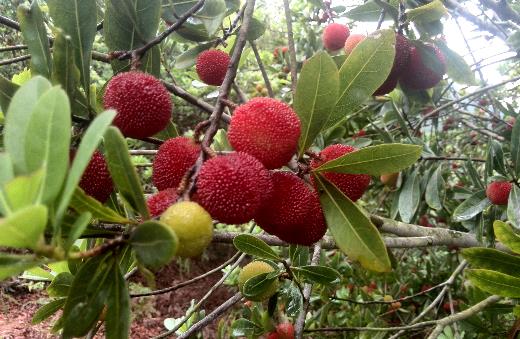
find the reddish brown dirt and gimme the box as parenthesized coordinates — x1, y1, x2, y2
(0, 243, 239, 338)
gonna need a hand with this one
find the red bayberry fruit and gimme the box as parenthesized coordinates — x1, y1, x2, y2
(344, 33, 365, 55)
(255, 171, 326, 245)
(152, 137, 200, 191)
(103, 71, 172, 139)
(310, 144, 371, 202)
(374, 34, 411, 96)
(400, 44, 446, 90)
(147, 188, 178, 218)
(195, 49, 230, 86)
(276, 323, 295, 339)
(322, 23, 350, 51)
(267, 332, 279, 339)
(227, 98, 301, 169)
(486, 181, 512, 205)
(73, 150, 114, 203)
(196, 152, 273, 224)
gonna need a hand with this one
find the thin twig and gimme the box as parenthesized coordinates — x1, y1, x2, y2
(0, 14, 20, 31)
(0, 45, 27, 52)
(0, 54, 30, 66)
(250, 40, 274, 97)
(283, 0, 298, 93)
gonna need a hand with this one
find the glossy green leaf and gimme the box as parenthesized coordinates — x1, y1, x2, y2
(51, 30, 81, 101)
(48, 0, 97, 95)
(292, 265, 341, 285)
(466, 269, 520, 298)
(328, 29, 395, 128)
(436, 41, 476, 86)
(231, 319, 262, 337)
(453, 190, 491, 222)
(24, 87, 71, 203)
(0, 75, 19, 113)
(494, 220, 520, 254)
(507, 185, 520, 230)
(17, 2, 52, 78)
(242, 272, 279, 298)
(129, 221, 178, 269)
(55, 110, 116, 225)
(47, 272, 74, 297)
(196, 0, 226, 36)
(425, 165, 445, 210)
(246, 17, 266, 41)
(313, 144, 421, 175)
(284, 282, 303, 317)
(64, 212, 92, 252)
(104, 127, 150, 219)
(406, 0, 447, 23)
(398, 170, 421, 223)
(4, 76, 52, 173)
(511, 117, 520, 177)
(104, 0, 161, 74)
(233, 234, 281, 261)
(463, 248, 520, 278)
(316, 175, 391, 272)
(174, 42, 214, 69)
(0, 253, 41, 281)
(294, 52, 339, 156)
(106, 262, 130, 339)
(289, 245, 309, 267)
(0, 153, 14, 189)
(32, 298, 66, 324)
(346, 0, 398, 22)
(3, 169, 44, 212)
(70, 188, 131, 224)
(0, 205, 47, 249)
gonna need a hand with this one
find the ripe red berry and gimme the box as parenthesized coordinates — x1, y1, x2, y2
(152, 137, 200, 191)
(486, 181, 512, 205)
(310, 144, 371, 202)
(147, 188, 178, 218)
(103, 71, 172, 139)
(267, 332, 279, 339)
(255, 171, 326, 245)
(227, 98, 301, 169)
(276, 323, 295, 339)
(196, 152, 273, 224)
(344, 33, 365, 55)
(74, 150, 114, 203)
(400, 44, 446, 90)
(322, 23, 350, 51)
(373, 34, 411, 96)
(195, 49, 230, 86)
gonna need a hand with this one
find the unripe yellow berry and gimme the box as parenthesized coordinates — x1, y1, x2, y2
(238, 261, 279, 301)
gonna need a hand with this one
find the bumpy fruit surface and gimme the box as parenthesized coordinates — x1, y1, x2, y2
(380, 172, 399, 187)
(196, 152, 272, 224)
(322, 23, 350, 51)
(373, 34, 411, 96)
(276, 323, 295, 339)
(147, 188, 178, 218)
(103, 71, 172, 139)
(73, 150, 114, 203)
(267, 332, 279, 339)
(310, 144, 371, 201)
(227, 98, 301, 169)
(238, 261, 279, 301)
(400, 44, 446, 90)
(344, 33, 365, 55)
(255, 172, 326, 245)
(152, 137, 200, 191)
(160, 201, 213, 258)
(486, 181, 512, 205)
(195, 49, 230, 86)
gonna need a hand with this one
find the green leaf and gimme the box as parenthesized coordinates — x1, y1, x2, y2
(64, 212, 92, 252)
(231, 319, 262, 337)
(0, 154, 14, 203)
(508, 185, 520, 229)
(463, 248, 520, 278)
(55, 110, 116, 225)
(292, 265, 341, 284)
(174, 42, 214, 69)
(425, 165, 445, 210)
(398, 169, 421, 223)
(246, 17, 266, 41)
(494, 220, 520, 254)
(47, 272, 74, 297)
(284, 282, 303, 317)
(0, 205, 47, 249)
(316, 175, 391, 272)
(406, 0, 447, 23)
(70, 188, 131, 224)
(106, 262, 130, 339)
(104, 0, 161, 74)
(51, 30, 81, 101)
(507, 30, 520, 50)
(346, 0, 398, 22)
(294, 52, 339, 156)
(48, 0, 97, 96)
(312, 144, 421, 175)
(242, 272, 279, 298)
(129, 221, 178, 269)
(17, 1, 52, 78)
(233, 234, 281, 261)
(24, 86, 71, 204)
(196, 0, 226, 36)
(3, 169, 44, 212)
(104, 127, 150, 219)
(4, 76, 52, 173)
(0, 253, 41, 281)
(289, 245, 309, 267)
(32, 298, 66, 324)
(0, 75, 19, 113)
(511, 117, 520, 177)
(436, 41, 476, 85)
(328, 29, 395, 128)
(466, 269, 520, 298)
(453, 190, 491, 222)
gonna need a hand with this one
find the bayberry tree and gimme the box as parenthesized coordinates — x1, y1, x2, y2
(1, 0, 520, 338)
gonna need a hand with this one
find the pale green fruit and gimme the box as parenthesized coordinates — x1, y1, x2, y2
(238, 261, 279, 301)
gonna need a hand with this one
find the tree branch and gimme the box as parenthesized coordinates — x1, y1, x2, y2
(283, 0, 298, 93)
